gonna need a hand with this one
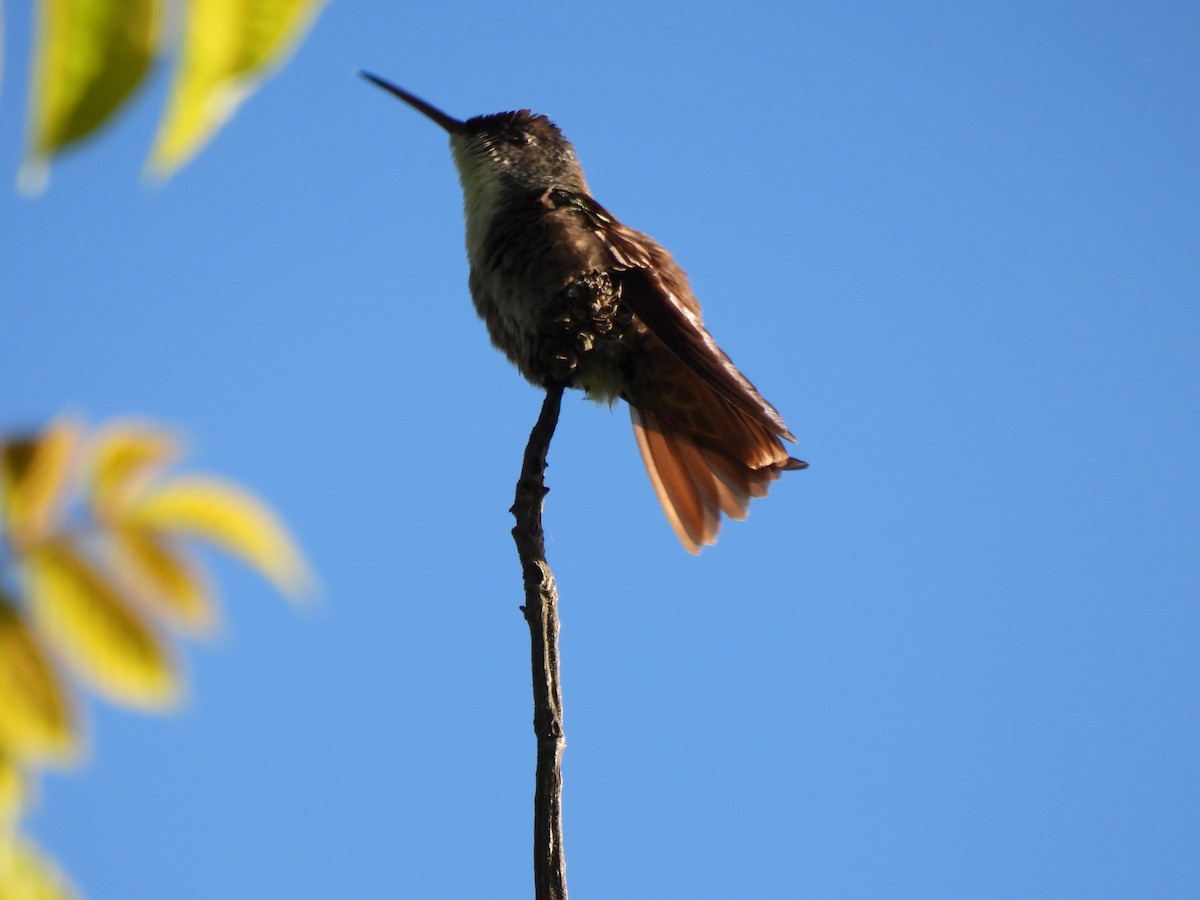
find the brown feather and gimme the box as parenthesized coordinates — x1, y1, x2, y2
(557, 193, 795, 442)
(625, 331, 805, 550)
(631, 407, 702, 553)
(630, 401, 799, 552)
(672, 433, 746, 523)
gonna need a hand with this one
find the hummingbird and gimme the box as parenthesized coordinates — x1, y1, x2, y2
(362, 72, 806, 553)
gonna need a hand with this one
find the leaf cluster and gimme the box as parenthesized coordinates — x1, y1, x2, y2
(0, 417, 310, 897)
(16, 0, 325, 191)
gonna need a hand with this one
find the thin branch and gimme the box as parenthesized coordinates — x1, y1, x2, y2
(511, 384, 568, 900)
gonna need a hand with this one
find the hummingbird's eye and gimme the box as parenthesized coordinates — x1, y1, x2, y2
(508, 132, 534, 147)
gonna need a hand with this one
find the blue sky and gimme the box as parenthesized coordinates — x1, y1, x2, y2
(4, 1, 1199, 897)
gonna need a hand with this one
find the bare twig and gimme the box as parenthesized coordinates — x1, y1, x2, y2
(511, 384, 568, 900)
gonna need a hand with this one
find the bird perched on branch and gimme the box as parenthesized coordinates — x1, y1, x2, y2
(363, 72, 806, 552)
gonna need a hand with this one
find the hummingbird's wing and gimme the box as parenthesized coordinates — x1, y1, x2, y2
(550, 189, 795, 441)
(545, 188, 804, 553)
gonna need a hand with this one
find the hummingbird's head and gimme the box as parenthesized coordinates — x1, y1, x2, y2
(360, 72, 588, 196)
(455, 110, 585, 194)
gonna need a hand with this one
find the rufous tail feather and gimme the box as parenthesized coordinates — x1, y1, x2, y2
(629, 405, 804, 553)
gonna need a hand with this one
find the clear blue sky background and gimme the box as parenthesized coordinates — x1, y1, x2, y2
(4, 2, 1199, 897)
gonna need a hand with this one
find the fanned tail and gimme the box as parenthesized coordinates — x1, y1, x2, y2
(629, 403, 805, 554)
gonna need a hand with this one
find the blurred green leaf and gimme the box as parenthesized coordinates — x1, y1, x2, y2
(26, 541, 179, 710)
(0, 418, 82, 552)
(129, 476, 313, 599)
(0, 595, 77, 765)
(22, 0, 161, 190)
(0, 750, 23, 827)
(110, 526, 217, 635)
(148, 0, 325, 176)
(0, 830, 77, 900)
(86, 420, 182, 520)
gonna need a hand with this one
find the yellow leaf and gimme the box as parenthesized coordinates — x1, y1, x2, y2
(148, 0, 325, 177)
(86, 421, 181, 519)
(0, 438, 37, 519)
(128, 476, 311, 599)
(21, 0, 162, 191)
(1, 418, 81, 551)
(24, 542, 178, 710)
(110, 527, 217, 635)
(0, 752, 24, 826)
(0, 596, 77, 765)
(0, 831, 78, 900)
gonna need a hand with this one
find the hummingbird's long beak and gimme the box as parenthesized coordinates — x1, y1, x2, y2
(360, 71, 464, 134)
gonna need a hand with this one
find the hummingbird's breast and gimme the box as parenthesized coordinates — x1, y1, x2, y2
(463, 191, 638, 402)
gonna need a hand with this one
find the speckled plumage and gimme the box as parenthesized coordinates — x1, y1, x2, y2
(364, 74, 805, 552)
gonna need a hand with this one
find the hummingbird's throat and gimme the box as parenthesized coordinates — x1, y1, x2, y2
(452, 141, 509, 267)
